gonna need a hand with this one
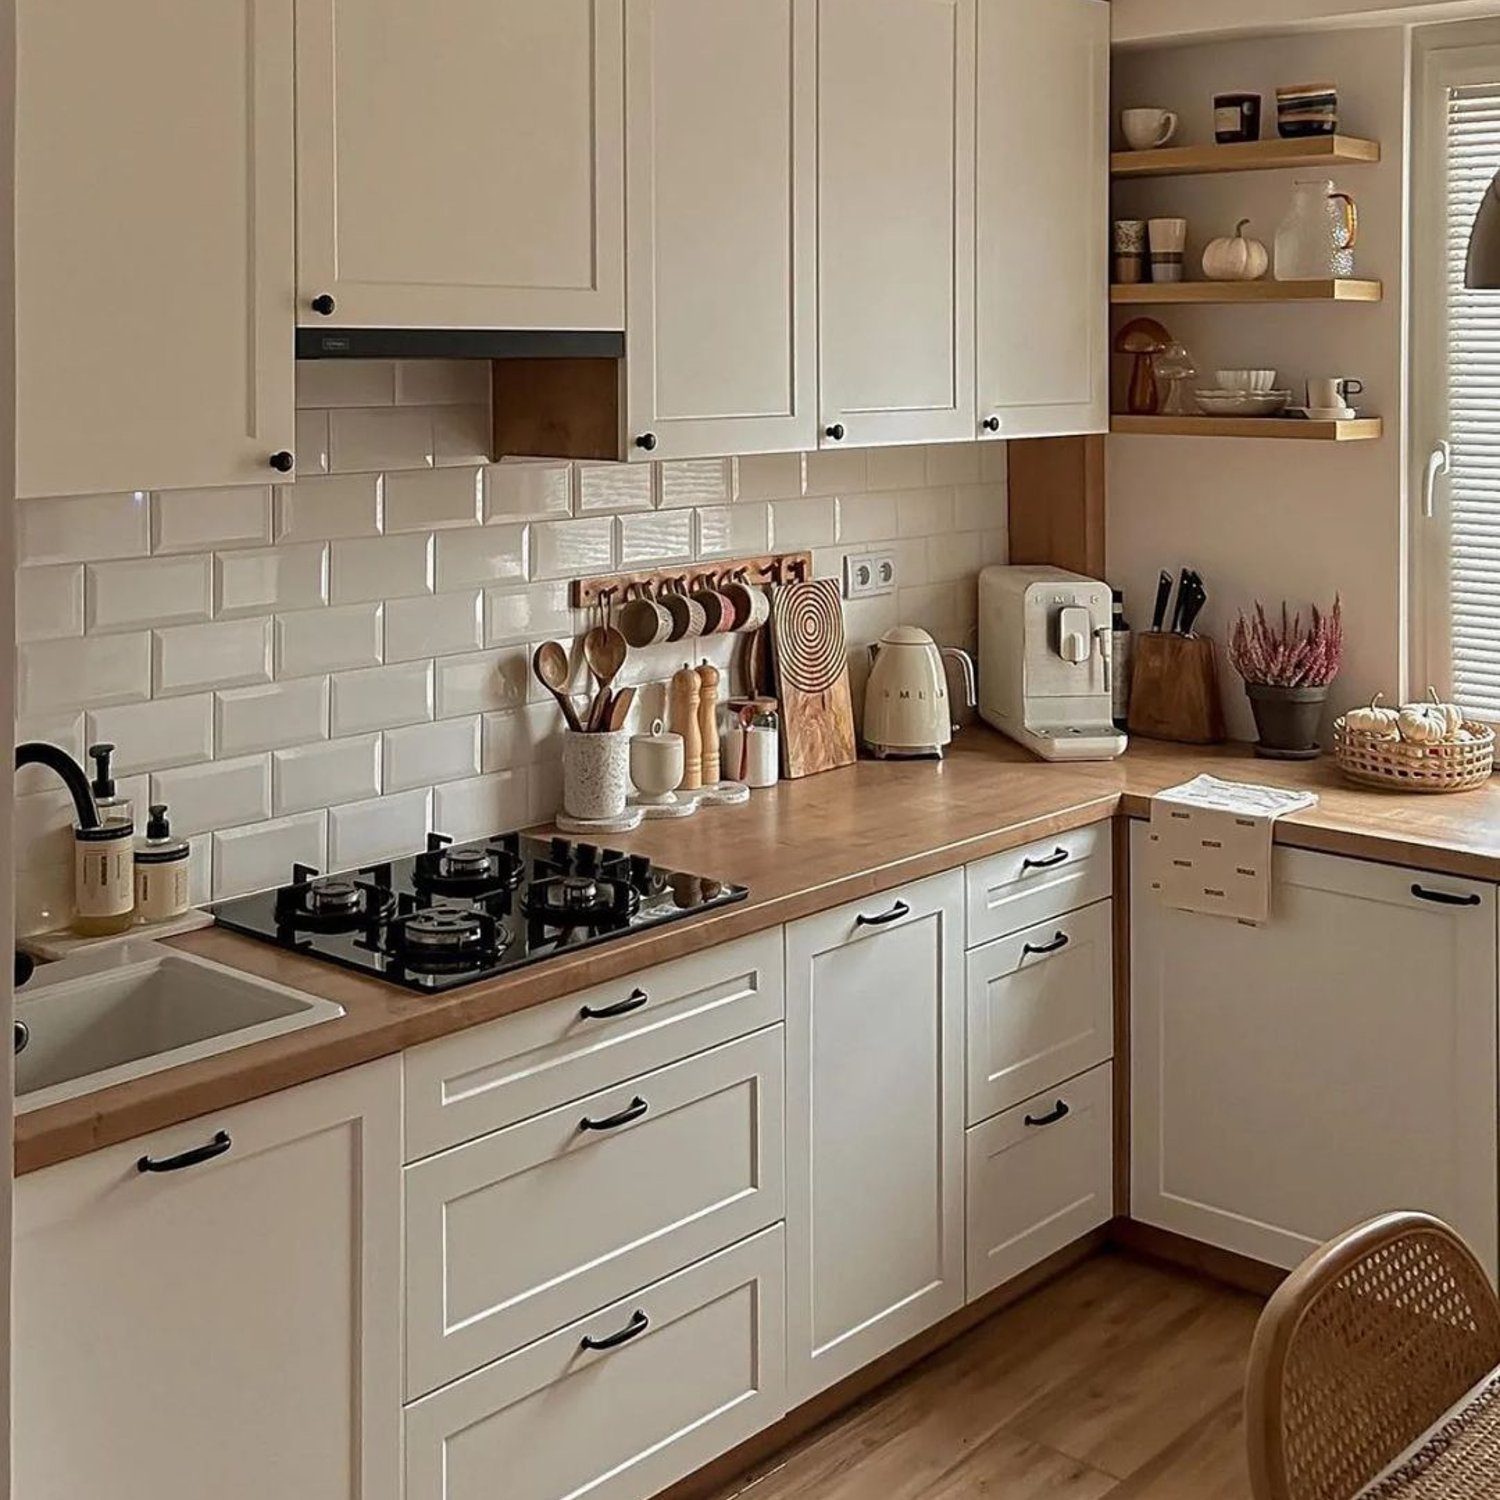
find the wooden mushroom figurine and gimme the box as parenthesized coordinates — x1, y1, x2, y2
(1114, 317, 1172, 415)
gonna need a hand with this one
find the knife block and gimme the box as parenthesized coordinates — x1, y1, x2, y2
(1128, 632, 1227, 745)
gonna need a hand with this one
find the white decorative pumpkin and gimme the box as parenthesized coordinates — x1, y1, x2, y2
(1202, 219, 1270, 282)
(1397, 691, 1464, 745)
(1343, 693, 1399, 738)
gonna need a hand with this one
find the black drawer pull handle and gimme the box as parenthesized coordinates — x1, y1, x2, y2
(580, 988, 649, 1021)
(581, 1309, 649, 1352)
(856, 900, 910, 928)
(579, 1096, 649, 1133)
(1024, 1101, 1070, 1128)
(1022, 932, 1069, 957)
(138, 1130, 232, 1174)
(1411, 883, 1482, 907)
(1021, 848, 1070, 871)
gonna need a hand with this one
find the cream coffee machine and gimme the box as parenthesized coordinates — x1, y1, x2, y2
(978, 565, 1127, 761)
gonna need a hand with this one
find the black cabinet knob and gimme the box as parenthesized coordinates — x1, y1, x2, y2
(310, 293, 336, 316)
(825, 423, 846, 442)
(982, 416, 1001, 433)
(634, 432, 658, 452)
(269, 450, 295, 473)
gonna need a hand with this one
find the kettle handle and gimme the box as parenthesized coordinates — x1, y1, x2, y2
(939, 647, 977, 723)
(868, 641, 881, 669)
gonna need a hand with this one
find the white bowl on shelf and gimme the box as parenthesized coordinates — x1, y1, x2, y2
(1194, 389, 1291, 417)
(1214, 369, 1278, 393)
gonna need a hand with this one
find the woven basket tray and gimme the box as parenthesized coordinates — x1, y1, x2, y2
(1333, 718, 1495, 793)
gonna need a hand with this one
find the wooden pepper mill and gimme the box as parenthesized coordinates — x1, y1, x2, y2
(670, 664, 703, 792)
(696, 660, 721, 787)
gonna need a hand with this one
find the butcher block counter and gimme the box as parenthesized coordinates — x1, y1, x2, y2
(18, 728, 1500, 1174)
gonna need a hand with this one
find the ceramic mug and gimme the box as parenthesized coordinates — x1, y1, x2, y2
(662, 583, 707, 642)
(618, 586, 673, 649)
(1121, 107, 1178, 151)
(1113, 219, 1147, 285)
(689, 576, 735, 635)
(1148, 217, 1188, 284)
(1307, 376, 1362, 411)
(561, 728, 630, 821)
(722, 577, 772, 633)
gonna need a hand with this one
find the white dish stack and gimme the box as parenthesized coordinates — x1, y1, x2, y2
(1193, 368, 1291, 418)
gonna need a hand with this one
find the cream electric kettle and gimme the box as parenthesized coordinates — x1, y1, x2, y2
(863, 626, 977, 759)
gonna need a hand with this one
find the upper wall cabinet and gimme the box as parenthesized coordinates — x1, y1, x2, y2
(15, 0, 296, 498)
(623, 0, 817, 460)
(297, 0, 625, 332)
(817, 0, 977, 449)
(975, 0, 1108, 440)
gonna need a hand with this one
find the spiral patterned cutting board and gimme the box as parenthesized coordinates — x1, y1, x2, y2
(769, 579, 857, 779)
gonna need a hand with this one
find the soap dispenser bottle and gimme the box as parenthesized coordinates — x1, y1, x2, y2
(88, 743, 134, 830)
(73, 742, 135, 936)
(134, 803, 191, 923)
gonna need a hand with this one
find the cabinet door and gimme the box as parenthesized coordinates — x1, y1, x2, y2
(817, 0, 976, 448)
(16, 0, 295, 497)
(786, 868, 966, 1403)
(975, 0, 1108, 440)
(1131, 825, 1500, 1274)
(297, 0, 624, 331)
(14, 1061, 401, 1500)
(625, 0, 817, 459)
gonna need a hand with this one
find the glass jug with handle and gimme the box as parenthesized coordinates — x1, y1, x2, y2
(1273, 179, 1358, 280)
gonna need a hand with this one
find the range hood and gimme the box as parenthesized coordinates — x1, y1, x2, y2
(296, 327, 625, 360)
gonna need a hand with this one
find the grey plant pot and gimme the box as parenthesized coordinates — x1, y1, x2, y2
(1245, 682, 1329, 758)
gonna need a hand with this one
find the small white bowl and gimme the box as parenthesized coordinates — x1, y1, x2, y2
(1215, 369, 1277, 393)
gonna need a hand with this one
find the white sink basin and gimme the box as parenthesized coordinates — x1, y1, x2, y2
(15, 941, 344, 1113)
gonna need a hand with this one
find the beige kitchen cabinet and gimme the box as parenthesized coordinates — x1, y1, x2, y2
(1131, 826, 1499, 1273)
(816, 0, 976, 448)
(15, 0, 295, 497)
(785, 869, 966, 1403)
(624, 0, 817, 460)
(297, 0, 624, 331)
(975, 0, 1108, 440)
(14, 1059, 402, 1500)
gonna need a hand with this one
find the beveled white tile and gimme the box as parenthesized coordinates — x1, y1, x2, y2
(575, 462, 652, 514)
(484, 460, 572, 523)
(18, 491, 150, 565)
(865, 446, 928, 492)
(529, 517, 613, 581)
(981, 441, 1010, 486)
(15, 712, 86, 795)
(889, 536, 931, 587)
(295, 410, 331, 476)
(659, 459, 732, 509)
(434, 525, 528, 590)
(384, 591, 484, 663)
(925, 443, 982, 487)
(328, 788, 431, 867)
(897, 488, 956, 538)
(619, 509, 693, 566)
(432, 769, 529, 842)
(295, 360, 395, 408)
(734, 453, 802, 502)
(435, 648, 529, 718)
(770, 497, 838, 551)
(330, 661, 433, 735)
(16, 788, 85, 869)
(17, 564, 84, 642)
(275, 603, 383, 678)
(329, 407, 433, 473)
(396, 360, 490, 406)
(215, 543, 328, 618)
(384, 467, 482, 533)
(329, 534, 433, 605)
(431, 405, 493, 467)
(20, 633, 151, 714)
(86, 555, 212, 632)
(953, 483, 1008, 533)
(982, 525, 1008, 566)
(803, 449, 867, 497)
(483, 582, 573, 647)
(187, 836, 214, 906)
(383, 716, 481, 792)
(217, 678, 330, 757)
(837, 493, 899, 545)
(273, 734, 382, 816)
(87, 696, 214, 776)
(481, 704, 561, 771)
(274, 473, 382, 543)
(154, 618, 272, 697)
(528, 758, 562, 823)
(15, 859, 77, 938)
(151, 754, 271, 838)
(928, 530, 982, 583)
(696, 503, 769, 560)
(212, 812, 327, 899)
(151, 485, 272, 554)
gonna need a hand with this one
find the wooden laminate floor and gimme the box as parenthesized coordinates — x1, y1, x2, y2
(718, 1253, 1262, 1500)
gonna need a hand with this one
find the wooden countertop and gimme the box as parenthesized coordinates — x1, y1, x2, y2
(18, 730, 1500, 1175)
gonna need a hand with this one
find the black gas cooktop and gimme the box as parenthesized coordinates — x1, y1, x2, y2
(207, 832, 748, 994)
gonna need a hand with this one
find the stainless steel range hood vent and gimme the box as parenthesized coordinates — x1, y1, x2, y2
(296, 327, 625, 360)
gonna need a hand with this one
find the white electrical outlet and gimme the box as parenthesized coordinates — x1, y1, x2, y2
(844, 551, 898, 599)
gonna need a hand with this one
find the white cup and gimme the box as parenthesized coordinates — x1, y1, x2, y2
(1122, 107, 1179, 151)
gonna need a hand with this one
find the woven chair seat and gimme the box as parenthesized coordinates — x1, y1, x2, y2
(1357, 1370, 1500, 1500)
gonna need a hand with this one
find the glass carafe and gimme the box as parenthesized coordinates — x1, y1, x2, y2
(1273, 179, 1358, 280)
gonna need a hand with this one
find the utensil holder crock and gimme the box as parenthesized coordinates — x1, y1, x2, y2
(562, 729, 630, 821)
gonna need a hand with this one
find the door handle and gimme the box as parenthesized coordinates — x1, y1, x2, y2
(580, 987, 649, 1021)
(138, 1130, 232, 1174)
(578, 1096, 649, 1132)
(856, 900, 910, 928)
(1022, 932, 1070, 957)
(1411, 883, 1481, 907)
(580, 1309, 650, 1352)
(1024, 1100, 1070, 1128)
(1021, 848, 1070, 871)
(1423, 441, 1451, 519)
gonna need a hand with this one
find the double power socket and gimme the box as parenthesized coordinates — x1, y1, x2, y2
(843, 551, 897, 599)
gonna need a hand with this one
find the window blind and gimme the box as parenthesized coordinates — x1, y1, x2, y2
(1446, 82, 1500, 717)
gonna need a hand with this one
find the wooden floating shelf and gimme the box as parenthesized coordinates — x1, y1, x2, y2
(1111, 134, 1381, 179)
(1111, 278, 1382, 305)
(1110, 415, 1383, 441)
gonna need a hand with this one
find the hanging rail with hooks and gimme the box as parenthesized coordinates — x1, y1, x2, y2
(569, 551, 813, 610)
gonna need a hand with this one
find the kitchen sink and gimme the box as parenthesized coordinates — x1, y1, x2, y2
(15, 941, 344, 1113)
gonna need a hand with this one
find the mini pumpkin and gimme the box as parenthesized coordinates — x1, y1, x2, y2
(1202, 219, 1269, 282)
(1343, 692, 1399, 738)
(1397, 690, 1464, 744)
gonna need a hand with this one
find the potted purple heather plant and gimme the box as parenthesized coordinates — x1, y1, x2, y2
(1227, 596, 1343, 759)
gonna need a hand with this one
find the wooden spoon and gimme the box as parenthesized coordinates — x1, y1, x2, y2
(606, 686, 636, 733)
(532, 641, 582, 733)
(583, 625, 628, 731)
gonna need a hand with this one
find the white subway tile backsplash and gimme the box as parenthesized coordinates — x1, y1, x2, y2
(20, 633, 152, 714)
(619, 509, 693, 566)
(837, 493, 899, 545)
(483, 583, 573, 647)
(384, 591, 483, 663)
(217, 678, 329, 757)
(384, 467, 482, 533)
(17, 858, 75, 936)
(87, 555, 213, 632)
(16, 788, 84, 868)
(396, 359, 490, 406)
(87, 695, 213, 775)
(296, 360, 395, 409)
(528, 758, 562, 823)
(274, 473, 382, 543)
(154, 618, 272, 697)
(434, 525, 528, 590)
(530, 517, 613, 581)
(435, 648, 529, 718)
(484, 461, 571, 523)
(770, 497, 837, 551)
(981, 442, 1009, 487)
(953, 483, 1007, 533)
(925, 443, 982, 487)
(432, 769, 528, 842)
(383, 716, 481, 792)
(329, 534, 433, 605)
(329, 407, 433, 473)
(928, 530, 982, 584)
(186, 836, 214, 906)
(275, 603, 383, 678)
(18, 492, 150, 565)
(295, 410, 331, 476)
(273, 734, 381, 815)
(16, 712, 85, 794)
(151, 486, 272, 555)
(328, 788, 431, 867)
(734, 453, 801, 502)
(803, 449, 867, 497)
(865, 446, 928, 492)
(897, 488, 955, 538)
(152, 754, 271, 838)
(212, 812, 327, 900)
(431, 405, 493, 468)
(659, 459, 731, 509)
(482, 704, 560, 772)
(215, 543, 328, 618)
(696, 502, 770, 560)
(329, 661, 433, 736)
(17, 564, 84, 642)
(576, 462, 652, 514)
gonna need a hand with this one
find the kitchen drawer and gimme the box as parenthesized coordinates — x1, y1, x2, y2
(405, 1226, 787, 1500)
(965, 822, 1111, 949)
(966, 898, 1113, 1124)
(404, 927, 784, 1160)
(966, 1062, 1113, 1300)
(405, 1026, 784, 1400)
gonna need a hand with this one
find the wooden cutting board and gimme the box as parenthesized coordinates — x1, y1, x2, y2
(769, 579, 857, 778)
